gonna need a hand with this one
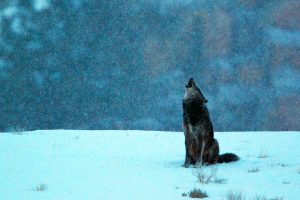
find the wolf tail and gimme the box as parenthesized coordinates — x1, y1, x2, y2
(218, 153, 239, 163)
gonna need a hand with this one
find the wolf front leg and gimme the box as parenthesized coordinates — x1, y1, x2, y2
(183, 136, 193, 167)
(183, 152, 192, 167)
(183, 120, 192, 167)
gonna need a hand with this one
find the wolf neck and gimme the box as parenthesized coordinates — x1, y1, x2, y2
(183, 98, 209, 125)
(184, 87, 200, 99)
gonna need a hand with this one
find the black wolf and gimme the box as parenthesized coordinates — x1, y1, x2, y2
(182, 78, 239, 167)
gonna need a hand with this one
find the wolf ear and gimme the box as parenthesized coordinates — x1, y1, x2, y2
(204, 98, 208, 103)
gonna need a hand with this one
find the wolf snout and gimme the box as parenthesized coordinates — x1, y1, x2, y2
(186, 78, 194, 88)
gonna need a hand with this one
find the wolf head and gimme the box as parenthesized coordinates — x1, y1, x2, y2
(184, 78, 208, 103)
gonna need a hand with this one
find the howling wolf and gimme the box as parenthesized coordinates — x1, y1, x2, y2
(182, 78, 239, 167)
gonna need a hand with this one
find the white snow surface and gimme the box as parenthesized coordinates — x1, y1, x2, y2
(0, 130, 299, 200)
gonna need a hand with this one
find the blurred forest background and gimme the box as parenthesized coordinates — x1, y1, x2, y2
(0, 0, 299, 132)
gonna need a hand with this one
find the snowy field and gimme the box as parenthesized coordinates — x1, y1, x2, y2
(0, 130, 299, 200)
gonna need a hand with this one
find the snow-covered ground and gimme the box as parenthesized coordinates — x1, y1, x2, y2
(0, 130, 299, 200)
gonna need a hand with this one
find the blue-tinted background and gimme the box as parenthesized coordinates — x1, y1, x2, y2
(0, 0, 299, 131)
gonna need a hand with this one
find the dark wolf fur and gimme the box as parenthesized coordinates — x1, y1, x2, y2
(182, 78, 239, 167)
